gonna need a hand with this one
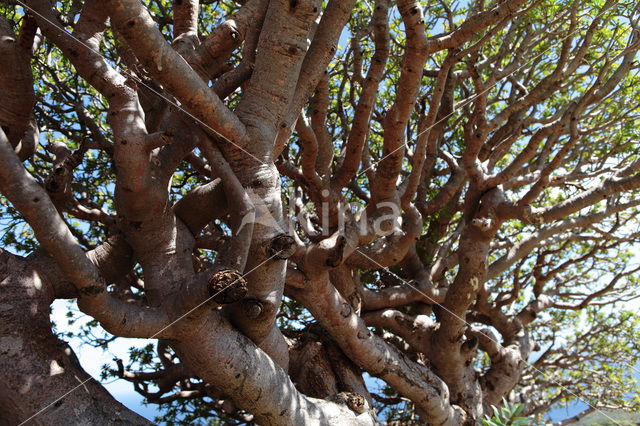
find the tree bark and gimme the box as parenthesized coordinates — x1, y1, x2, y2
(0, 249, 152, 425)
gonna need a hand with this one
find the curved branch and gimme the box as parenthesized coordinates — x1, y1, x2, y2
(105, 0, 247, 146)
(0, 15, 35, 152)
(331, 0, 389, 190)
(289, 275, 466, 425)
(274, 0, 358, 156)
(372, 0, 429, 201)
(0, 127, 169, 339)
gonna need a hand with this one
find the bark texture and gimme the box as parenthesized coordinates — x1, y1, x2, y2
(0, 249, 152, 425)
(1, 0, 639, 424)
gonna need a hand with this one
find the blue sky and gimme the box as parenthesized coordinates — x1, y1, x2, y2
(51, 297, 640, 424)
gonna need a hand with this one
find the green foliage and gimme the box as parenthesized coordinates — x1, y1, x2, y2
(576, 409, 640, 425)
(482, 400, 532, 426)
(2, 0, 640, 424)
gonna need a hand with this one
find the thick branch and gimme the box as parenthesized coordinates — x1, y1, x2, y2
(106, 0, 247, 146)
(290, 275, 466, 425)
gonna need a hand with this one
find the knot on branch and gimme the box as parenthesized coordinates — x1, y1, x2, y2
(471, 186, 506, 234)
(330, 392, 367, 414)
(45, 148, 85, 195)
(267, 234, 296, 259)
(124, 76, 138, 90)
(521, 205, 544, 225)
(326, 235, 346, 267)
(461, 335, 479, 362)
(340, 302, 351, 318)
(79, 285, 104, 296)
(207, 270, 247, 305)
(243, 298, 264, 319)
(357, 329, 372, 340)
(45, 165, 71, 194)
(471, 215, 495, 231)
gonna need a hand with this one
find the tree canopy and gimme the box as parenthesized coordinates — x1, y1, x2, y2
(1, 0, 640, 424)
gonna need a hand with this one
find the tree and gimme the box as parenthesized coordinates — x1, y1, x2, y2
(1, 0, 640, 424)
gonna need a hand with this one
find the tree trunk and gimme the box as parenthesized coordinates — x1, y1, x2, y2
(0, 249, 152, 425)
